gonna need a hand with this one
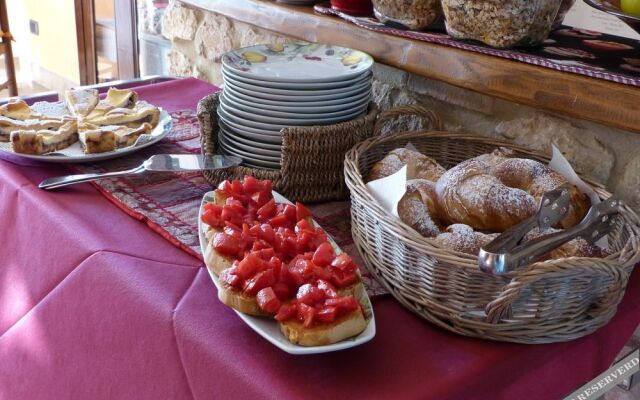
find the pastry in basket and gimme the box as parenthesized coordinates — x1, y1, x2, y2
(65, 88, 99, 118)
(398, 179, 445, 237)
(367, 147, 446, 182)
(78, 122, 153, 154)
(523, 228, 608, 259)
(434, 224, 498, 255)
(435, 151, 590, 231)
(201, 177, 368, 346)
(0, 99, 44, 120)
(0, 116, 71, 142)
(10, 119, 78, 155)
(86, 101, 160, 128)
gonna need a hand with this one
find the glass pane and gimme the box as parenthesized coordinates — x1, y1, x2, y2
(95, 0, 118, 82)
(136, 0, 170, 76)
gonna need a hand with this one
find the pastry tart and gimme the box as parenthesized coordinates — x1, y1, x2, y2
(86, 101, 160, 127)
(78, 122, 153, 154)
(10, 120, 79, 155)
(0, 116, 70, 142)
(0, 99, 44, 120)
(86, 88, 138, 120)
(65, 88, 99, 118)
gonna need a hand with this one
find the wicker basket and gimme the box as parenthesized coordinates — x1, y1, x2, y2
(197, 92, 378, 203)
(344, 106, 640, 343)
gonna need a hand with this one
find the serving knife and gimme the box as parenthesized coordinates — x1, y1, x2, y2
(38, 154, 242, 190)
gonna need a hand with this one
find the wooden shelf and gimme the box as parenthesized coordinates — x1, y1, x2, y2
(183, 0, 640, 133)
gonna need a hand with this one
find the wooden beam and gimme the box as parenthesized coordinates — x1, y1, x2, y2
(182, 0, 640, 134)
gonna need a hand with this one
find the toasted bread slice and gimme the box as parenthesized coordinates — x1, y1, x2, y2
(204, 237, 235, 276)
(279, 309, 367, 346)
(217, 280, 270, 317)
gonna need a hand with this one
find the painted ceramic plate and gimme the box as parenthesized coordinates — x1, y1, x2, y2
(222, 64, 372, 90)
(223, 84, 372, 107)
(220, 96, 367, 126)
(221, 91, 369, 119)
(0, 110, 172, 163)
(222, 87, 371, 113)
(224, 75, 371, 100)
(198, 191, 376, 354)
(222, 43, 374, 83)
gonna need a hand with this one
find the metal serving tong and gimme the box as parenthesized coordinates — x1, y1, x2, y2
(478, 186, 620, 275)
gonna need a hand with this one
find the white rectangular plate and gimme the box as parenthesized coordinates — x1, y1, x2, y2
(198, 190, 376, 355)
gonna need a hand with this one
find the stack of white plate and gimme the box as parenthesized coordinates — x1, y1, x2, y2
(218, 43, 374, 170)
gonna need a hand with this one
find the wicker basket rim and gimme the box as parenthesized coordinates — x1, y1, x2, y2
(344, 129, 640, 278)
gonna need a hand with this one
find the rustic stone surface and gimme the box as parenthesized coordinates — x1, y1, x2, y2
(162, 2, 199, 41)
(407, 74, 495, 115)
(495, 115, 615, 183)
(194, 17, 235, 61)
(616, 155, 640, 211)
(167, 49, 194, 77)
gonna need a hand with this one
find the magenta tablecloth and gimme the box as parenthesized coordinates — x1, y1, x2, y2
(1, 78, 639, 400)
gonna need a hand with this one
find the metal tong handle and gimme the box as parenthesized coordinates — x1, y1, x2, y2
(478, 186, 572, 275)
(506, 197, 620, 270)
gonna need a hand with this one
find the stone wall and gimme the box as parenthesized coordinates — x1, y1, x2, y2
(163, 0, 640, 211)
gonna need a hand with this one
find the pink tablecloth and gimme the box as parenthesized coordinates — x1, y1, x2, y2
(1, 78, 639, 400)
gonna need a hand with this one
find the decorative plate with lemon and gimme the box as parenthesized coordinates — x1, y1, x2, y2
(221, 43, 374, 83)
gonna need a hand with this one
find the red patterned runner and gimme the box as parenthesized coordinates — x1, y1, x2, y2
(69, 111, 387, 297)
(315, 3, 640, 87)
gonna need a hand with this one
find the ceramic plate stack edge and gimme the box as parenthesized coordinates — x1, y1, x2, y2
(218, 43, 374, 170)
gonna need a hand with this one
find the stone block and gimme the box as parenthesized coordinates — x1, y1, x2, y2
(194, 16, 235, 62)
(162, 1, 199, 41)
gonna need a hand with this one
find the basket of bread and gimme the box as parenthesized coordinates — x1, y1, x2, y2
(344, 105, 640, 343)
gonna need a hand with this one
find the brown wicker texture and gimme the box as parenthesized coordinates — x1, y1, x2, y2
(197, 92, 378, 203)
(344, 105, 640, 343)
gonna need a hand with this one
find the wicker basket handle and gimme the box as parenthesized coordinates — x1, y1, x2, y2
(484, 260, 628, 324)
(373, 104, 444, 135)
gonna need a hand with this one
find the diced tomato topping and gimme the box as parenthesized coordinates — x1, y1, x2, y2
(295, 202, 312, 222)
(316, 279, 338, 298)
(261, 179, 273, 195)
(296, 230, 315, 252)
(269, 213, 289, 228)
(331, 253, 355, 271)
(331, 270, 358, 288)
(267, 256, 282, 277)
(256, 287, 281, 314)
(296, 283, 326, 306)
(312, 242, 335, 267)
(298, 303, 316, 328)
(220, 268, 242, 288)
(315, 306, 337, 323)
(295, 219, 313, 233)
(312, 266, 332, 281)
(221, 207, 242, 227)
(212, 232, 242, 257)
(243, 269, 276, 296)
(251, 239, 271, 251)
(257, 199, 277, 220)
(251, 190, 271, 208)
(258, 247, 275, 260)
(274, 303, 298, 321)
(283, 204, 297, 224)
(235, 253, 261, 280)
(272, 281, 289, 301)
(325, 295, 359, 313)
(311, 229, 328, 249)
(231, 180, 244, 196)
(202, 203, 224, 227)
(242, 175, 260, 195)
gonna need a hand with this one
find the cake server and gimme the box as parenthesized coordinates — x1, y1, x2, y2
(38, 154, 242, 190)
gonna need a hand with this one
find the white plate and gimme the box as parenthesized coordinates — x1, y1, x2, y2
(221, 126, 282, 151)
(218, 105, 289, 131)
(219, 129, 281, 157)
(219, 120, 283, 145)
(218, 144, 281, 169)
(198, 191, 376, 354)
(0, 110, 172, 163)
(221, 91, 369, 119)
(222, 65, 372, 90)
(223, 87, 371, 113)
(223, 84, 372, 107)
(222, 43, 374, 83)
(225, 79, 370, 102)
(220, 97, 367, 127)
(224, 73, 371, 98)
(218, 134, 281, 162)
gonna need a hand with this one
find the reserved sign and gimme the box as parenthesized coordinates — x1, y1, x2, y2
(562, 0, 640, 40)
